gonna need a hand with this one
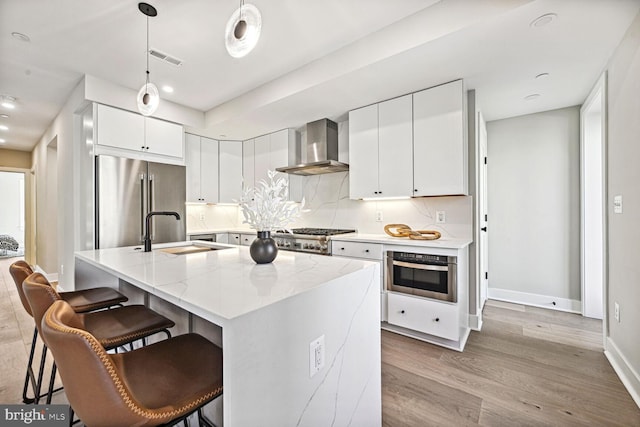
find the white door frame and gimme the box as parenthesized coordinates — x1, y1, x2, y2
(478, 112, 489, 309)
(580, 72, 607, 330)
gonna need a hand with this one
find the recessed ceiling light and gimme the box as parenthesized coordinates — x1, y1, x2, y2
(0, 114, 8, 118)
(11, 32, 31, 42)
(220, 134, 227, 138)
(0, 125, 9, 131)
(162, 85, 174, 93)
(1, 95, 16, 109)
(524, 94, 541, 101)
(0, 138, 6, 144)
(535, 73, 550, 80)
(530, 13, 557, 28)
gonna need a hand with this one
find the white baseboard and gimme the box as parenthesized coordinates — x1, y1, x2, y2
(34, 265, 63, 290)
(469, 313, 483, 331)
(605, 338, 640, 409)
(488, 288, 581, 313)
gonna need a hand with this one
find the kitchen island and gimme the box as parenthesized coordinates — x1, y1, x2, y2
(74, 242, 381, 427)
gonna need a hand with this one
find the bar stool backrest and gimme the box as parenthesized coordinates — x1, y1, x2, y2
(9, 261, 35, 316)
(22, 273, 64, 342)
(41, 300, 162, 427)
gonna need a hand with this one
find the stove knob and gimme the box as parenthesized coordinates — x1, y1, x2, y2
(303, 243, 309, 249)
(314, 244, 321, 250)
(285, 242, 291, 248)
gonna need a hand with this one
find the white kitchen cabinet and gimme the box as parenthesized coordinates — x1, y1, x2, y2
(185, 134, 218, 203)
(95, 104, 184, 161)
(96, 103, 145, 152)
(219, 140, 243, 203)
(229, 233, 241, 245)
(240, 233, 256, 246)
(145, 116, 184, 158)
(215, 233, 229, 244)
(242, 139, 255, 193)
(413, 80, 467, 196)
(387, 293, 459, 341)
(242, 129, 302, 202)
(349, 95, 413, 199)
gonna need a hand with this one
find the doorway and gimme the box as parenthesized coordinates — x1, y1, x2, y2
(0, 171, 26, 258)
(580, 73, 607, 320)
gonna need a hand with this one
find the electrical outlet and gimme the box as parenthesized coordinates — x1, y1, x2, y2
(436, 211, 446, 224)
(614, 302, 620, 322)
(309, 335, 325, 378)
(614, 195, 623, 214)
(199, 213, 205, 221)
(375, 211, 383, 222)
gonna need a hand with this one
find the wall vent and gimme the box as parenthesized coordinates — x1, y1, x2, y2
(149, 49, 183, 66)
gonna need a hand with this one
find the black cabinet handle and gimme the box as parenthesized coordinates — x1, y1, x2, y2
(481, 227, 487, 232)
(400, 310, 405, 314)
(414, 189, 418, 192)
(340, 247, 345, 251)
(365, 249, 369, 253)
(434, 317, 440, 322)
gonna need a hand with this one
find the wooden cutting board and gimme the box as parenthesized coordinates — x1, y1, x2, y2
(160, 245, 212, 255)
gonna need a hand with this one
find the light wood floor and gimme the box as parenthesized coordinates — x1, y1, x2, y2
(2, 257, 639, 426)
(382, 299, 640, 426)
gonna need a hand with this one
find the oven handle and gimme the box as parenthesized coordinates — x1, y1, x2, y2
(391, 260, 449, 272)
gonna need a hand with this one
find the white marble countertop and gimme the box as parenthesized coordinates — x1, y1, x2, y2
(187, 228, 254, 235)
(75, 241, 376, 325)
(330, 233, 472, 249)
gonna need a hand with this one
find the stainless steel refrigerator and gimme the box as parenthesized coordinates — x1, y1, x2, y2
(95, 155, 186, 249)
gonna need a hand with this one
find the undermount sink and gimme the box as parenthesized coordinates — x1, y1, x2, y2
(159, 245, 223, 255)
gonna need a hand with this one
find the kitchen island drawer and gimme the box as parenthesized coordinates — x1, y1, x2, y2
(387, 292, 459, 341)
(331, 241, 382, 260)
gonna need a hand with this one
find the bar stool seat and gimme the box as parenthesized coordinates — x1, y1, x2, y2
(22, 272, 176, 404)
(9, 260, 128, 404)
(41, 300, 223, 427)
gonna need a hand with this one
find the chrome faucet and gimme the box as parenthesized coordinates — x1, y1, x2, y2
(143, 211, 181, 252)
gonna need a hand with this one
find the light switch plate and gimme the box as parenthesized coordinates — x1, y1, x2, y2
(436, 211, 446, 224)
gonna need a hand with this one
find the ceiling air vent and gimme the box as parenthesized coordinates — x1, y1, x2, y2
(149, 49, 183, 66)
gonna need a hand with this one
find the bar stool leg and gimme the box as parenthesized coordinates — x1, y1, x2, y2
(34, 345, 48, 404)
(22, 327, 38, 403)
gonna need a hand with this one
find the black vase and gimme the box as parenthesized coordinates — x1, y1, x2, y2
(249, 231, 278, 264)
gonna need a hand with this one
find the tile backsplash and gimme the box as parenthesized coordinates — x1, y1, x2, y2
(187, 172, 471, 239)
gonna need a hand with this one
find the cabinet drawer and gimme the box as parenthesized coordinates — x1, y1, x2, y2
(229, 234, 241, 245)
(331, 241, 382, 260)
(387, 292, 459, 341)
(240, 233, 255, 246)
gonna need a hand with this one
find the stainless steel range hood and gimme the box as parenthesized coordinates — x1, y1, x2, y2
(276, 118, 349, 176)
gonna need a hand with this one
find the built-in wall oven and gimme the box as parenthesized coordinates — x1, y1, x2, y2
(386, 251, 457, 302)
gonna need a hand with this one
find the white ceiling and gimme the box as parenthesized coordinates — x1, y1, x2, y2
(1, 0, 639, 150)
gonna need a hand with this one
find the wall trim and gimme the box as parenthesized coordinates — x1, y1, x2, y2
(488, 288, 581, 313)
(468, 313, 483, 331)
(605, 337, 640, 409)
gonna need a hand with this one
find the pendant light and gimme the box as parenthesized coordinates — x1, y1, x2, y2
(137, 2, 159, 116)
(225, 0, 262, 58)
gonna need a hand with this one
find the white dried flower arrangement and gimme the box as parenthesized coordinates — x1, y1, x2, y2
(239, 170, 305, 232)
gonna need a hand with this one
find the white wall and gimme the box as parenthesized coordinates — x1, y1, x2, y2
(605, 10, 640, 405)
(486, 107, 581, 307)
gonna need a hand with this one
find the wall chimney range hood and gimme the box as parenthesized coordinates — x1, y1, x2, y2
(276, 118, 349, 176)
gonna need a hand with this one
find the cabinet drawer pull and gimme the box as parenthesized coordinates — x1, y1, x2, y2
(365, 249, 370, 253)
(400, 310, 405, 314)
(340, 247, 345, 251)
(434, 317, 440, 322)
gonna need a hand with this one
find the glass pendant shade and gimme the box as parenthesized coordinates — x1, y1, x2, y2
(225, 3, 262, 58)
(137, 82, 159, 116)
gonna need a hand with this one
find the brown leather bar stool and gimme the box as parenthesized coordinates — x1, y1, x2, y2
(9, 260, 129, 404)
(41, 300, 223, 427)
(22, 272, 176, 405)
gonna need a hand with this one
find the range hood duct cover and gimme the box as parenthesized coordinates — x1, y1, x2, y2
(276, 118, 349, 176)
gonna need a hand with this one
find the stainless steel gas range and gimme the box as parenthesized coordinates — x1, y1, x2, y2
(273, 228, 356, 255)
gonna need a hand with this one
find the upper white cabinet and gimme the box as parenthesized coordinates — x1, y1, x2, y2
(219, 140, 243, 203)
(95, 104, 145, 151)
(242, 129, 302, 202)
(95, 104, 184, 161)
(185, 134, 219, 203)
(413, 80, 467, 196)
(349, 95, 413, 199)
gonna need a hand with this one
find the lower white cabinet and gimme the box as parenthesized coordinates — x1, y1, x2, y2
(240, 233, 255, 246)
(229, 234, 241, 245)
(387, 293, 459, 341)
